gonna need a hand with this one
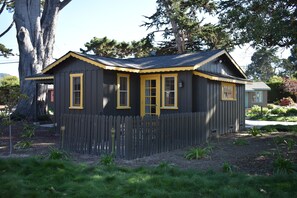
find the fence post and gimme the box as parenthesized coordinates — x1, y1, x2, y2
(60, 125, 65, 150)
(111, 127, 115, 155)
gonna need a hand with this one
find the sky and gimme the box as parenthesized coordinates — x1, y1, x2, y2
(0, 0, 289, 77)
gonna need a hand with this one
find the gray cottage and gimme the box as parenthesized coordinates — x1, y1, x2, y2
(27, 49, 248, 135)
(245, 81, 271, 108)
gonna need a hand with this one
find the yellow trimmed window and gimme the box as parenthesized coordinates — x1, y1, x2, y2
(70, 73, 83, 109)
(117, 73, 130, 109)
(162, 74, 178, 108)
(221, 82, 236, 100)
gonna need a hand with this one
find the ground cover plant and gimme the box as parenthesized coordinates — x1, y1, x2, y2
(246, 105, 297, 122)
(0, 158, 297, 198)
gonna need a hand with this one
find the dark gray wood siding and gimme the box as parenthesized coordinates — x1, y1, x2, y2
(54, 58, 104, 128)
(102, 70, 140, 116)
(160, 71, 193, 114)
(198, 56, 244, 78)
(206, 80, 245, 135)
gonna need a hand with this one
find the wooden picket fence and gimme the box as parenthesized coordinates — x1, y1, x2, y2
(60, 112, 208, 159)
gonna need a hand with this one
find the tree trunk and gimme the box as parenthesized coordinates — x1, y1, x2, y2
(163, 0, 185, 54)
(13, 0, 71, 118)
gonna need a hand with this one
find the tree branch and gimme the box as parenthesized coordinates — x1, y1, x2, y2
(0, 20, 14, 38)
(0, 0, 7, 15)
(59, 0, 72, 11)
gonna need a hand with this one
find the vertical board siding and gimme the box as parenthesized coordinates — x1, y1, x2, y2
(206, 81, 245, 136)
(61, 112, 207, 159)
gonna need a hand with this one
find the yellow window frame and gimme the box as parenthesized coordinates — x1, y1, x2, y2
(161, 73, 178, 109)
(221, 82, 236, 101)
(69, 73, 84, 109)
(117, 73, 131, 109)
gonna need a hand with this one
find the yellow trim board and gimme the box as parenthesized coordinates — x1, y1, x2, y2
(161, 73, 178, 109)
(25, 76, 54, 81)
(193, 71, 248, 84)
(117, 73, 131, 109)
(69, 73, 84, 109)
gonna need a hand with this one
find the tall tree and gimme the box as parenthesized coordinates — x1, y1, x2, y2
(81, 37, 155, 58)
(0, 0, 14, 57)
(143, 0, 233, 54)
(245, 48, 280, 81)
(218, 0, 297, 48)
(1, 0, 71, 117)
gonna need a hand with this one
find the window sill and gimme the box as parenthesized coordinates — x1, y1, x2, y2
(221, 99, 236, 101)
(116, 106, 131, 110)
(69, 106, 84, 110)
(160, 106, 178, 110)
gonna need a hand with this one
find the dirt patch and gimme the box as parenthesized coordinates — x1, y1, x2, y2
(1, 122, 296, 175)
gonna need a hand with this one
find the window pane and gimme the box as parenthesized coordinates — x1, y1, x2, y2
(165, 77, 174, 91)
(151, 106, 156, 114)
(151, 80, 156, 88)
(120, 92, 127, 106)
(73, 92, 80, 106)
(73, 77, 80, 91)
(165, 91, 175, 106)
(120, 77, 127, 91)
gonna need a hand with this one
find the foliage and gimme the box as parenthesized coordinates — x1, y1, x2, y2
(100, 154, 115, 166)
(80, 37, 155, 58)
(222, 162, 233, 173)
(21, 123, 35, 138)
(245, 48, 280, 81)
(48, 147, 69, 160)
(1, 158, 297, 197)
(283, 78, 297, 102)
(270, 107, 287, 115)
(0, 43, 13, 57)
(218, 0, 297, 48)
(286, 108, 297, 116)
(267, 104, 274, 109)
(14, 140, 32, 149)
(233, 139, 249, 146)
(250, 105, 261, 114)
(185, 147, 210, 160)
(267, 76, 295, 103)
(249, 127, 262, 136)
(143, 0, 234, 54)
(260, 125, 297, 133)
(273, 156, 295, 175)
(280, 97, 295, 106)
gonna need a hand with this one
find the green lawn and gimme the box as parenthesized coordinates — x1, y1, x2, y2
(1, 158, 297, 197)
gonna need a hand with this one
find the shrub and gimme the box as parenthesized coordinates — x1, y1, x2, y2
(222, 162, 232, 173)
(100, 154, 115, 166)
(249, 127, 262, 136)
(267, 104, 274, 109)
(22, 123, 35, 138)
(48, 147, 69, 160)
(273, 156, 295, 174)
(270, 107, 287, 115)
(280, 97, 294, 106)
(185, 147, 209, 160)
(250, 105, 261, 114)
(286, 108, 297, 116)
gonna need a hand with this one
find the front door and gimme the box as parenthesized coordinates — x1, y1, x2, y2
(140, 74, 160, 116)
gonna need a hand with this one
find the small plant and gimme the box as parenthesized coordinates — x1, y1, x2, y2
(250, 105, 261, 114)
(100, 154, 115, 166)
(185, 147, 208, 160)
(233, 139, 248, 146)
(273, 156, 295, 174)
(285, 138, 296, 151)
(22, 123, 35, 138)
(249, 127, 262, 136)
(222, 162, 232, 173)
(285, 108, 297, 116)
(280, 97, 294, 106)
(14, 140, 32, 149)
(267, 104, 274, 109)
(48, 147, 69, 160)
(271, 107, 287, 115)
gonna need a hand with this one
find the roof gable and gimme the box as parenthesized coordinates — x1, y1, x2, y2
(42, 50, 247, 79)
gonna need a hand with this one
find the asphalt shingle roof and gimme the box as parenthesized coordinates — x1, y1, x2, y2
(246, 81, 271, 91)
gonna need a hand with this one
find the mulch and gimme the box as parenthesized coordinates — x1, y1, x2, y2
(1, 121, 296, 175)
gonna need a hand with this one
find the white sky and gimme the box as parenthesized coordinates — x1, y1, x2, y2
(0, 0, 290, 77)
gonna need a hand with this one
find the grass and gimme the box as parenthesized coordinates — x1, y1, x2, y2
(260, 125, 297, 133)
(0, 158, 297, 197)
